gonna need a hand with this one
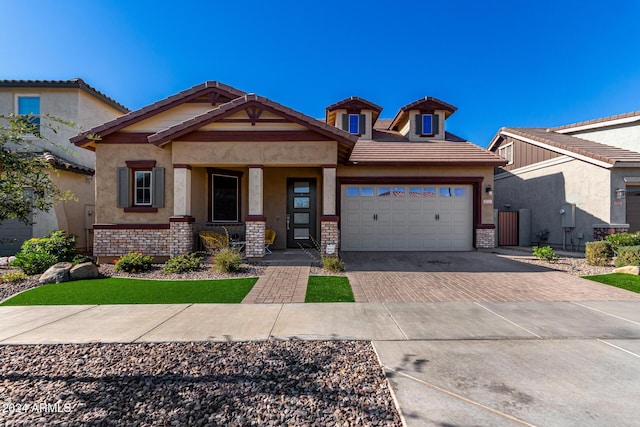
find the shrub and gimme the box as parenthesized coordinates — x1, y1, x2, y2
(72, 254, 96, 266)
(114, 252, 153, 273)
(322, 256, 344, 273)
(585, 241, 613, 266)
(212, 247, 243, 273)
(10, 230, 78, 275)
(163, 253, 203, 274)
(532, 245, 560, 262)
(605, 232, 640, 254)
(614, 246, 640, 268)
(1, 271, 27, 284)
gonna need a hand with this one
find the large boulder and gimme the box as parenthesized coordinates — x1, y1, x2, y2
(613, 265, 640, 275)
(39, 262, 73, 284)
(70, 262, 100, 281)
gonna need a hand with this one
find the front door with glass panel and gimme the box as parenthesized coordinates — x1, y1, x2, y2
(286, 179, 316, 248)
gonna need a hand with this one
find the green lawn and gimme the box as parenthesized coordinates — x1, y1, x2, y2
(0, 277, 258, 305)
(305, 275, 354, 303)
(582, 273, 640, 294)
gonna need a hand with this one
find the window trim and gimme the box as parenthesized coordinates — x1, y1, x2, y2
(498, 142, 514, 165)
(120, 160, 162, 212)
(15, 94, 41, 135)
(133, 170, 153, 206)
(348, 113, 360, 135)
(207, 168, 243, 223)
(421, 114, 434, 136)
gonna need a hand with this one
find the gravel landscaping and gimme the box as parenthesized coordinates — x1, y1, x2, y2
(0, 341, 401, 426)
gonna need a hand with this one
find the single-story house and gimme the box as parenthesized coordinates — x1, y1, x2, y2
(71, 81, 505, 262)
(488, 110, 640, 249)
(0, 79, 128, 255)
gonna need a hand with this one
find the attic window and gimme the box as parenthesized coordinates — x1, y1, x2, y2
(349, 114, 360, 134)
(342, 113, 366, 135)
(422, 114, 433, 135)
(415, 113, 440, 136)
(498, 143, 514, 165)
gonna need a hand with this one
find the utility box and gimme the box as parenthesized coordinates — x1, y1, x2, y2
(560, 203, 575, 228)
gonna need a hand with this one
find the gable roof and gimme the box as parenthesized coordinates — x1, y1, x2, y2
(71, 81, 246, 149)
(496, 127, 640, 168)
(0, 78, 128, 113)
(389, 96, 457, 131)
(551, 110, 640, 133)
(325, 96, 383, 127)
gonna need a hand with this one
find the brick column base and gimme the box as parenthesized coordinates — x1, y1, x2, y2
(321, 220, 339, 257)
(475, 228, 495, 249)
(170, 216, 195, 257)
(245, 220, 266, 258)
(593, 224, 629, 241)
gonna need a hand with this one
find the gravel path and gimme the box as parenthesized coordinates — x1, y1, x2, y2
(0, 341, 401, 426)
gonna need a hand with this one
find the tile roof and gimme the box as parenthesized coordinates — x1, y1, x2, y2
(550, 110, 640, 132)
(349, 140, 506, 166)
(0, 78, 128, 113)
(501, 127, 640, 166)
(71, 81, 246, 147)
(42, 151, 94, 175)
(325, 96, 383, 112)
(388, 96, 457, 131)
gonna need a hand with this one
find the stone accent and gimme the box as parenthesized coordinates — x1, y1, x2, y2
(39, 262, 73, 284)
(93, 228, 171, 258)
(70, 262, 100, 281)
(321, 221, 339, 256)
(476, 228, 495, 249)
(170, 220, 194, 257)
(593, 224, 629, 241)
(245, 220, 266, 258)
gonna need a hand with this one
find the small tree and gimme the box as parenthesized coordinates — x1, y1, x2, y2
(0, 113, 76, 225)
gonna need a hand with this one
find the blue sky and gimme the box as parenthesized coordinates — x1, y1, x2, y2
(2, 0, 639, 146)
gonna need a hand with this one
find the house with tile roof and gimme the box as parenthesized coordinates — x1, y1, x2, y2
(488, 112, 640, 249)
(72, 81, 504, 262)
(0, 79, 128, 255)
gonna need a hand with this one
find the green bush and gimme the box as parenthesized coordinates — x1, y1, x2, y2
(615, 246, 640, 268)
(114, 252, 153, 273)
(322, 256, 344, 272)
(212, 248, 243, 273)
(163, 253, 203, 274)
(10, 230, 78, 275)
(605, 232, 640, 254)
(72, 254, 96, 266)
(532, 245, 560, 262)
(1, 271, 27, 284)
(585, 241, 613, 266)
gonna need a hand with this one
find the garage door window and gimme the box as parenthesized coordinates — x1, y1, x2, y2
(346, 187, 359, 197)
(454, 187, 467, 197)
(378, 187, 391, 197)
(423, 187, 436, 197)
(392, 187, 406, 197)
(361, 187, 374, 197)
(440, 187, 452, 197)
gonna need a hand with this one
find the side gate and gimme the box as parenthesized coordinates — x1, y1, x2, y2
(498, 211, 519, 246)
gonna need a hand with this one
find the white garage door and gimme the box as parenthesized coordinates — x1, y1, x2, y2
(341, 184, 473, 251)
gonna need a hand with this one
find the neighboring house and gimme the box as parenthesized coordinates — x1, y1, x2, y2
(0, 79, 128, 255)
(488, 111, 640, 250)
(71, 81, 505, 262)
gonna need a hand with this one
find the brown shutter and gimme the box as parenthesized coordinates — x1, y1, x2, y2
(117, 167, 129, 208)
(151, 167, 164, 208)
(415, 114, 422, 135)
(359, 114, 366, 135)
(341, 114, 348, 131)
(433, 114, 440, 135)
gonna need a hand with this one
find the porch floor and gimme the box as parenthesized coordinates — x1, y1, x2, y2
(255, 249, 317, 266)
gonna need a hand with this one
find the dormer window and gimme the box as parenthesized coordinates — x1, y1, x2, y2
(341, 113, 366, 135)
(415, 113, 440, 137)
(422, 114, 433, 135)
(349, 114, 360, 134)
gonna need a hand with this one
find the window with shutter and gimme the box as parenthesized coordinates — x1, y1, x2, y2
(118, 161, 164, 212)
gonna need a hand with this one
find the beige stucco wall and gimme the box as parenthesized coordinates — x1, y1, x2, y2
(125, 104, 214, 132)
(567, 123, 640, 153)
(337, 164, 495, 224)
(172, 140, 337, 166)
(332, 109, 373, 139)
(407, 110, 446, 141)
(94, 143, 174, 224)
(50, 170, 95, 251)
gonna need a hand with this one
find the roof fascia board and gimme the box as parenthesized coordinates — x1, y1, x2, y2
(555, 115, 640, 134)
(500, 130, 613, 169)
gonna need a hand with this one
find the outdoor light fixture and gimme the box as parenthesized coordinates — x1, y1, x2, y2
(616, 188, 627, 199)
(485, 185, 493, 196)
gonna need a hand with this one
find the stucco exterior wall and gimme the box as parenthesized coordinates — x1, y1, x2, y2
(494, 158, 611, 247)
(49, 170, 94, 251)
(94, 143, 174, 224)
(568, 123, 640, 152)
(337, 164, 496, 224)
(611, 167, 640, 224)
(172, 140, 337, 166)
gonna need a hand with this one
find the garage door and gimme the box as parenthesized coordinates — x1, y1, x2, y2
(0, 218, 33, 256)
(341, 184, 473, 251)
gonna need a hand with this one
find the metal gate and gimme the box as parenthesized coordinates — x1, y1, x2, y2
(498, 211, 519, 246)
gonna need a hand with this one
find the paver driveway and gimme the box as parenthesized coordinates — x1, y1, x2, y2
(341, 251, 640, 303)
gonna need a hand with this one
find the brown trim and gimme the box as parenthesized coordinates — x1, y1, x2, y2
(347, 161, 505, 167)
(93, 223, 170, 230)
(322, 164, 337, 169)
(248, 164, 264, 169)
(206, 168, 244, 177)
(99, 132, 153, 144)
(173, 130, 334, 142)
(126, 160, 156, 168)
(173, 164, 192, 169)
(320, 215, 340, 222)
(124, 207, 158, 213)
(217, 118, 290, 123)
(169, 216, 196, 223)
(475, 224, 496, 229)
(245, 215, 267, 222)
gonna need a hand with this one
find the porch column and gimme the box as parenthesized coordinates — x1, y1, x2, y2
(321, 165, 339, 257)
(173, 165, 192, 216)
(245, 165, 266, 258)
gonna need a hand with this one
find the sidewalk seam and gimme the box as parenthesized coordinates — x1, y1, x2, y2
(267, 304, 285, 339)
(572, 302, 640, 327)
(133, 304, 194, 343)
(474, 302, 542, 339)
(0, 305, 98, 343)
(381, 303, 409, 340)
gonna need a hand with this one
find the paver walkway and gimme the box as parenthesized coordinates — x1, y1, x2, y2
(242, 265, 310, 304)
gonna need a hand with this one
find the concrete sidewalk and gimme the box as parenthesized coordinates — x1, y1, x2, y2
(2, 301, 640, 426)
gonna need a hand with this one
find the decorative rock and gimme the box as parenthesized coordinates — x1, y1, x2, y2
(613, 265, 640, 275)
(70, 262, 100, 280)
(39, 262, 73, 284)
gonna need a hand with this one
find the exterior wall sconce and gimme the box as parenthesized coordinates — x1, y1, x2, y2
(485, 185, 493, 196)
(616, 188, 627, 200)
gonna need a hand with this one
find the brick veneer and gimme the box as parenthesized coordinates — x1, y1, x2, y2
(245, 220, 265, 258)
(170, 219, 194, 257)
(93, 227, 171, 258)
(593, 225, 629, 241)
(475, 228, 495, 249)
(321, 220, 339, 256)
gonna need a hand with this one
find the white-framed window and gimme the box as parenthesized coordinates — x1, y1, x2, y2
(134, 170, 153, 206)
(421, 114, 433, 135)
(16, 95, 41, 133)
(498, 142, 514, 165)
(348, 114, 360, 134)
